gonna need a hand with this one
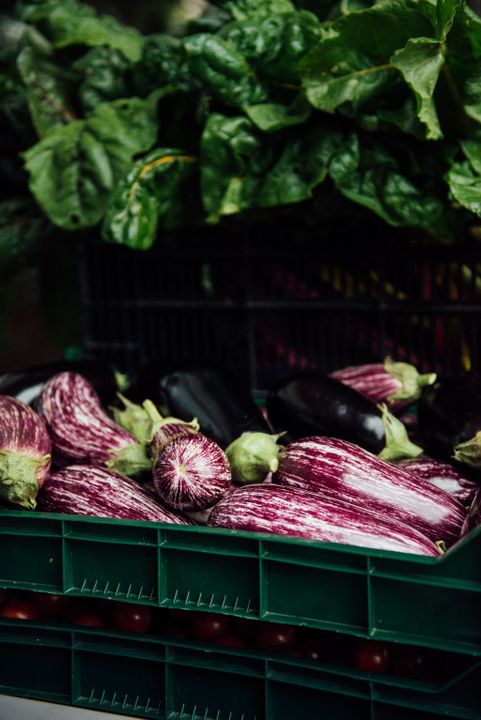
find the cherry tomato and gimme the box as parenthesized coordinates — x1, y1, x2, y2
(351, 640, 390, 673)
(61, 599, 101, 623)
(214, 634, 246, 648)
(391, 645, 429, 679)
(71, 613, 104, 628)
(190, 612, 230, 642)
(30, 592, 70, 620)
(254, 623, 297, 652)
(0, 599, 39, 621)
(109, 602, 152, 634)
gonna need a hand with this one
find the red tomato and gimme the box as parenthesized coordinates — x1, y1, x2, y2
(391, 645, 427, 680)
(214, 634, 246, 648)
(190, 612, 230, 642)
(71, 613, 104, 628)
(254, 623, 297, 652)
(0, 599, 39, 621)
(109, 602, 152, 634)
(351, 640, 390, 673)
(30, 592, 70, 620)
(62, 600, 98, 623)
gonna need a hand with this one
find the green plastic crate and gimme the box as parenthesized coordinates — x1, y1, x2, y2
(1, 510, 481, 655)
(0, 618, 480, 720)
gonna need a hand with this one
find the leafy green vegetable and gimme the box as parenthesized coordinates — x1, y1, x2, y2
(390, 38, 444, 140)
(245, 95, 311, 131)
(23, 96, 159, 229)
(217, 0, 296, 21)
(447, 139, 481, 215)
(329, 133, 450, 236)
(102, 148, 196, 250)
(74, 46, 131, 115)
(19, 0, 143, 61)
(131, 35, 193, 97)
(17, 45, 77, 137)
(184, 34, 267, 108)
(301, 0, 433, 115)
(200, 113, 264, 220)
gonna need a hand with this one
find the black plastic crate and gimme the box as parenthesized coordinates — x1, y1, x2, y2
(79, 223, 481, 391)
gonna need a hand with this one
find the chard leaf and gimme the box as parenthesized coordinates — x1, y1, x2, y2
(444, 4, 481, 126)
(132, 35, 193, 97)
(19, 0, 143, 61)
(447, 140, 481, 216)
(301, 0, 432, 114)
(23, 96, 159, 230)
(329, 133, 449, 236)
(258, 124, 343, 206)
(245, 95, 311, 131)
(418, 0, 461, 40)
(224, 11, 321, 84)
(184, 34, 267, 108)
(102, 149, 196, 250)
(74, 46, 131, 115)
(200, 114, 265, 220)
(17, 46, 77, 137)
(390, 38, 444, 140)
(217, 0, 295, 21)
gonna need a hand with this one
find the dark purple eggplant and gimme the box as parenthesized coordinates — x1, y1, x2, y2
(418, 377, 481, 468)
(330, 359, 436, 413)
(130, 365, 270, 449)
(0, 360, 118, 408)
(38, 466, 191, 524)
(274, 437, 465, 545)
(38, 372, 151, 477)
(397, 457, 479, 506)
(153, 434, 232, 511)
(208, 484, 440, 556)
(266, 372, 422, 461)
(0, 396, 51, 508)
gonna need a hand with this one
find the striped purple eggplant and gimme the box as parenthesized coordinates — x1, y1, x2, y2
(275, 437, 465, 544)
(38, 466, 191, 524)
(38, 373, 151, 477)
(153, 434, 232, 511)
(398, 457, 479, 506)
(208, 484, 439, 556)
(0, 396, 51, 509)
(330, 359, 436, 413)
(151, 419, 199, 458)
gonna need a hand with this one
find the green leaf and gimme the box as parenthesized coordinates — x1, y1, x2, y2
(20, 0, 143, 61)
(224, 11, 321, 84)
(17, 46, 77, 137)
(217, 0, 295, 21)
(200, 114, 265, 220)
(329, 133, 449, 236)
(244, 95, 311, 131)
(183, 34, 267, 108)
(301, 0, 432, 114)
(418, 0, 461, 40)
(444, 4, 481, 126)
(131, 35, 193, 98)
(258, 124, 344, 206)
(74, 46, 131, 115)
(0, 198, 47, 277)
(102, 148, 197, 250)
(447, 140, 481, 216)
(390, 38, 444, 140)
(23, 96, 159, 230)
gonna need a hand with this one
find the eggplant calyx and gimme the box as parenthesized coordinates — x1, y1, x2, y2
(112, 393, 157, 444)
(0, 449, 48, 509)
(377, 404, 423, 461)
(384, 357, 437, 404)
(453, 431, 481, 468)
(435, 540, 447, 554)
(106, 441, 152, 478)
(226, 431, 283, 485)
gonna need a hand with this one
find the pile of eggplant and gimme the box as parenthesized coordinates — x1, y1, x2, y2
(0, 358, 479, 557)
